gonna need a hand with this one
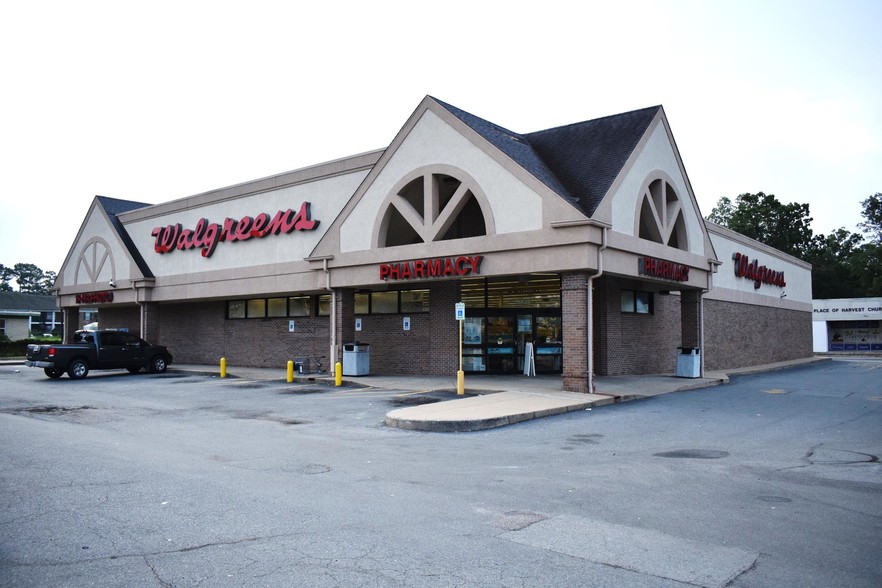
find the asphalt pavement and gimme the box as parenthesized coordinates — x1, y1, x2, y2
(163, 356, 831, 432)
(1, 355, 832, 432)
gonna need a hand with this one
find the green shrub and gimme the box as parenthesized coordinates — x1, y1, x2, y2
(0, 337, 59, 358)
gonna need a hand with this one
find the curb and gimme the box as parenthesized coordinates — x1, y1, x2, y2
(385, 394, 618, 433)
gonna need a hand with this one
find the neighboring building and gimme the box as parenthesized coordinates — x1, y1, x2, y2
(812, 298, 882, 352)
(0, 292, 62, 339)
(51, 97, 813, 391)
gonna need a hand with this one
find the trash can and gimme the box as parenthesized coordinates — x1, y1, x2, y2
(342, 342, 370, 376)
(676, 347, 701, 378)
(294, 358, 310, 374)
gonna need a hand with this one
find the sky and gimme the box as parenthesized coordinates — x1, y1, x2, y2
(1, 0, 880, 275)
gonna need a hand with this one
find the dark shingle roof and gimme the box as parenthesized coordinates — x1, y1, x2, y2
(433, 98, 661, 217)
(95, 196, 155, 278)
(0, 292, 59, 312)
(525, 106, 661, 217)
(432, 98, 578, 208)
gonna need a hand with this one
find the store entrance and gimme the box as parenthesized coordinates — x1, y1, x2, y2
(462, 311, 562, 374)
(460, 274, 563, 374)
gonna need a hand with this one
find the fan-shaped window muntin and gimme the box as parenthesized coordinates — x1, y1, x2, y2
(637, 178, 688, 251)
(376, 167, 493, 248)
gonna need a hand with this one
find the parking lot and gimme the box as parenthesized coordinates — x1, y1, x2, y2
(1, 359, 881, 587)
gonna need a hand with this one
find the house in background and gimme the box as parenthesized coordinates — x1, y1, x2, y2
(0, 292, 62, 339)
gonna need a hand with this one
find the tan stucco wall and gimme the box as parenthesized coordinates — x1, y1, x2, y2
(340, 110, 545, 253)
(705, 223, 812, 310)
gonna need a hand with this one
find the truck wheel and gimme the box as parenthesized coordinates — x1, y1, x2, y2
(44, 368, 64, 379)
(67, 359, 89, 380)
(149, 355, 168, 374)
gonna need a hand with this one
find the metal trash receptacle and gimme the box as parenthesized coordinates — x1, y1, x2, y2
(676, 347, 700, 378)
(342, 342, 370, 376)
(294, 358, 310, 374)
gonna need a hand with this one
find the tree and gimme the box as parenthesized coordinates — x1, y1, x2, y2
(849, 243, 882, 297)
(0, 264, 13, 292)
(13, 263, 46, 293)
(706, 192, 814, 259)
(858, 193, 882, 243)
(40, 271, 57, 293)
(806, 229, 865, 299)
(0, 263, 55, 294)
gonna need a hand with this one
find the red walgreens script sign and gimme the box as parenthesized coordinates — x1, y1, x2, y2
(732, 252, 785, 289)
(151, 202, 319, 258)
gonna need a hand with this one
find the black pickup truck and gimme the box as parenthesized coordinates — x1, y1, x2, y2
(26, 330, 173, 379)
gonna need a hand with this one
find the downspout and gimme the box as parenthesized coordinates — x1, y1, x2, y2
(588, 225, 608, 393)
(702, 259, 721, 378)
(306, 254, 337, 371)
(321, 257, 336, 369)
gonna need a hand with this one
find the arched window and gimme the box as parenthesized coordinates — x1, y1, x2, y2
(376, 167, 493, 248)
(637, 178, 688, 250)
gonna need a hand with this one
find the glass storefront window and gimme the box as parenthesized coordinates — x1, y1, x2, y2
(228, 300, 246, 319)
(246, 299, 266, 318)
(288, 296, 310, 317)
(372, 291, 398, 314)
(622, 290, 652, 314)
(317, 294, 331, 316)
(354, 293, 370, 314)
(536, 316, 561, 343)
(487, 275, 560, 308)
(635, 292, 651, 314)
(400, 290, 429, 313)
(267, 298, 287, 317)
(620, 291, 635, 313)
(461, 277, 486, 308)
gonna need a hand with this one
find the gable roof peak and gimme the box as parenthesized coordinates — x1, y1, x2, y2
(427, 98, 664, 217)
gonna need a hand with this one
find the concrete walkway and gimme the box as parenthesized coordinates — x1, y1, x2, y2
(6, 355, 831, 432)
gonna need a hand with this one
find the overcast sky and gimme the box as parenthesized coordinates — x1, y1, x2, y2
(1, 0, 879, 275)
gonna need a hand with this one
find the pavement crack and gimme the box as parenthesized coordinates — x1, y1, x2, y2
(144, 556, 173, 587)
(3, 533, 294, 569)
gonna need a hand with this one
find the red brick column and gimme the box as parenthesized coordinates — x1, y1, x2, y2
(62, 307, 78, 344)
(334, 289, 355, 365)
(428, 280, 460, 376)
(562, 272, 591, 393)
(140, 302, 160, 343)
(680, 290, 702, 349)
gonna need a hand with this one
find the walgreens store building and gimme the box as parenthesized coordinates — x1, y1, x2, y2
(53, 97, 813, 392)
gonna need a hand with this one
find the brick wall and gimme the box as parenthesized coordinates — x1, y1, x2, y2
(152, 280, 461, 374)
(594, 278, 682, 376)
(352, 280, 459, 376)
(704, 299, 812, 370)
(562, 272, 589, 392)
(97, 307, 142, 336)
(159, 301, 330, 369)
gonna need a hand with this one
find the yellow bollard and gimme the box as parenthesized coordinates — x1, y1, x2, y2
(287, 360, 294, 383)
(220, 357, 227, 378)
(335, 361, 343, 387)
(457, 369, 465, 395)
